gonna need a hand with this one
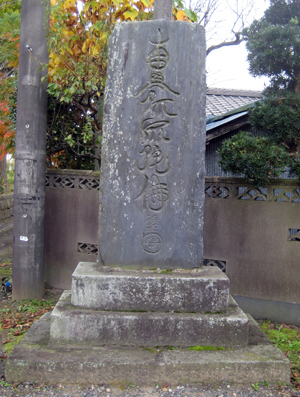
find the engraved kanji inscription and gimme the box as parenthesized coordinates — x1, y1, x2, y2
(134, 28, 180, 254)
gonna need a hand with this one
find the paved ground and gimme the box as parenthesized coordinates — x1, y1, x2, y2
(0, 381, 299, 397)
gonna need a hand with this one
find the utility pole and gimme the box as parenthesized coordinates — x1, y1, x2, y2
(13, 0, 49, 300)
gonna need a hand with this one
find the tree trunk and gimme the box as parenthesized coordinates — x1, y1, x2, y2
(12, 0, 49, 300)
(0, 156, 7, 191)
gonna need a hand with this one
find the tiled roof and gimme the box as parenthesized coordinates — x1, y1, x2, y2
(206, 88, 262, 117)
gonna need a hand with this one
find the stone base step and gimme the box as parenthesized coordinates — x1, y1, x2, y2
(50, 291, 248, 348)
(71, 262, 229, 313)
(5, 313, 290, 386)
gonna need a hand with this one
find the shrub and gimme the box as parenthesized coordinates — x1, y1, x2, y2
(249, 92, 300, 152)
(218, 131, 290, 186)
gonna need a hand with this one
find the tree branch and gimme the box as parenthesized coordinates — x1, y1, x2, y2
(206, 32, 245, 55)
(194, 0, 219, 28)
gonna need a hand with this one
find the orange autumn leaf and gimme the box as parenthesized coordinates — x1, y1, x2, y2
(176, 9, 186, 21)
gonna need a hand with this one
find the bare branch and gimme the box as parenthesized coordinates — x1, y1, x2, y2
(188, 0, 257, 55)
(206, 32, 245, 55)
(225, 0, 255, 34)
(193, 0, 220, 28)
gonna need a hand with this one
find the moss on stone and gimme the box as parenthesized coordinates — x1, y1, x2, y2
(188, 345, 225, 351)
(3, 334, 26, 356)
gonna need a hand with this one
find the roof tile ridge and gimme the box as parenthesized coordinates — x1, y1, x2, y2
(207, 87, 262, 97)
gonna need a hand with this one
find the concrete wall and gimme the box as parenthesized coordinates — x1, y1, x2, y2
(204, 177, 300, 325)
(44, 171, 300, 325)
(0, 193, 14, 221)
(45, 170, 99, 289)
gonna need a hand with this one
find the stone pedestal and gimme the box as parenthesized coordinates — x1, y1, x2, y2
(51, 292, 249, 349)
(6, 261, 290, 386)
(49, 263, 249, 349)
(71, 262, 229, 312)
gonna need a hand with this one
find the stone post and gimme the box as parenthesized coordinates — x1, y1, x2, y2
(153, 0, 173, 20)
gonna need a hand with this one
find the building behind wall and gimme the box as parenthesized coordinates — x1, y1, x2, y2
(205, 88, 260, 178)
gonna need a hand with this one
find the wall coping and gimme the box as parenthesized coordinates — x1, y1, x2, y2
(0, 192, 14, 201)
(205, 176, 300, 187)
(46, 170, 300, 188)
(46, 169, 100, 177)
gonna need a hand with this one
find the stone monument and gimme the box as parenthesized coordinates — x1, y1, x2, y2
(5, 0, 290, 385)
(98, 19, 206, 269)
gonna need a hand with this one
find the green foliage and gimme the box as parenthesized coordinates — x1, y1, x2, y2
(0, 8, 20, 157)
(46, 95, 96, 169)
(173, 0, 197, 22)
(0, 380, 11, 387)
(249, 92, 300, 153)
(262, 381, 270, 387)
(0, 1, 21, 17)
(289, 157, 300, 180)
(6, 169, 14, 191)
(17, 298, 56, 314)
(260, 320, 300, 387)
(46, 0, 155, 169)
(0, 10, 20, 70)
(242, 92, 300, 183)
(0, 180, 5, 194)
(244, 0, 300, 93)
(0, 0, 196, 168)
(143, 347, 159, 353)
(218, 131, 289, 186)
(251, 383, 259, 391)
(262, 324, 300, 351)
(219, 2, 300, 185)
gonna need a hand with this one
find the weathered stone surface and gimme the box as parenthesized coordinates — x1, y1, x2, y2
(50, 291, 248, 348)
(5, 313, 290, 386)
(71, 262, 229, 312)
(153, 0, 173, 20)
(99, 20, 206, 269)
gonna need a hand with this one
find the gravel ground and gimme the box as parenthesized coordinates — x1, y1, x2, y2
(0, 382, 299, 397)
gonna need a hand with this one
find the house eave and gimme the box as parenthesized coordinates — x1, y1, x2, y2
(206, 112, 249, 142)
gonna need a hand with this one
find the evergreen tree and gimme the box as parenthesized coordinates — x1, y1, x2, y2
(244, 0, 300, 93)
(219, 0, 300, 185)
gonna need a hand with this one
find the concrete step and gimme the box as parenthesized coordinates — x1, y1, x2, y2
(71, 262, 229, 313)
(5, 312, 290, 386)
(50, 291, 248, 348)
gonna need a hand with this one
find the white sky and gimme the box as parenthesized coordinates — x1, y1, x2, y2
(199, 0, 270, 91)
(206, 42, 269, 91)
